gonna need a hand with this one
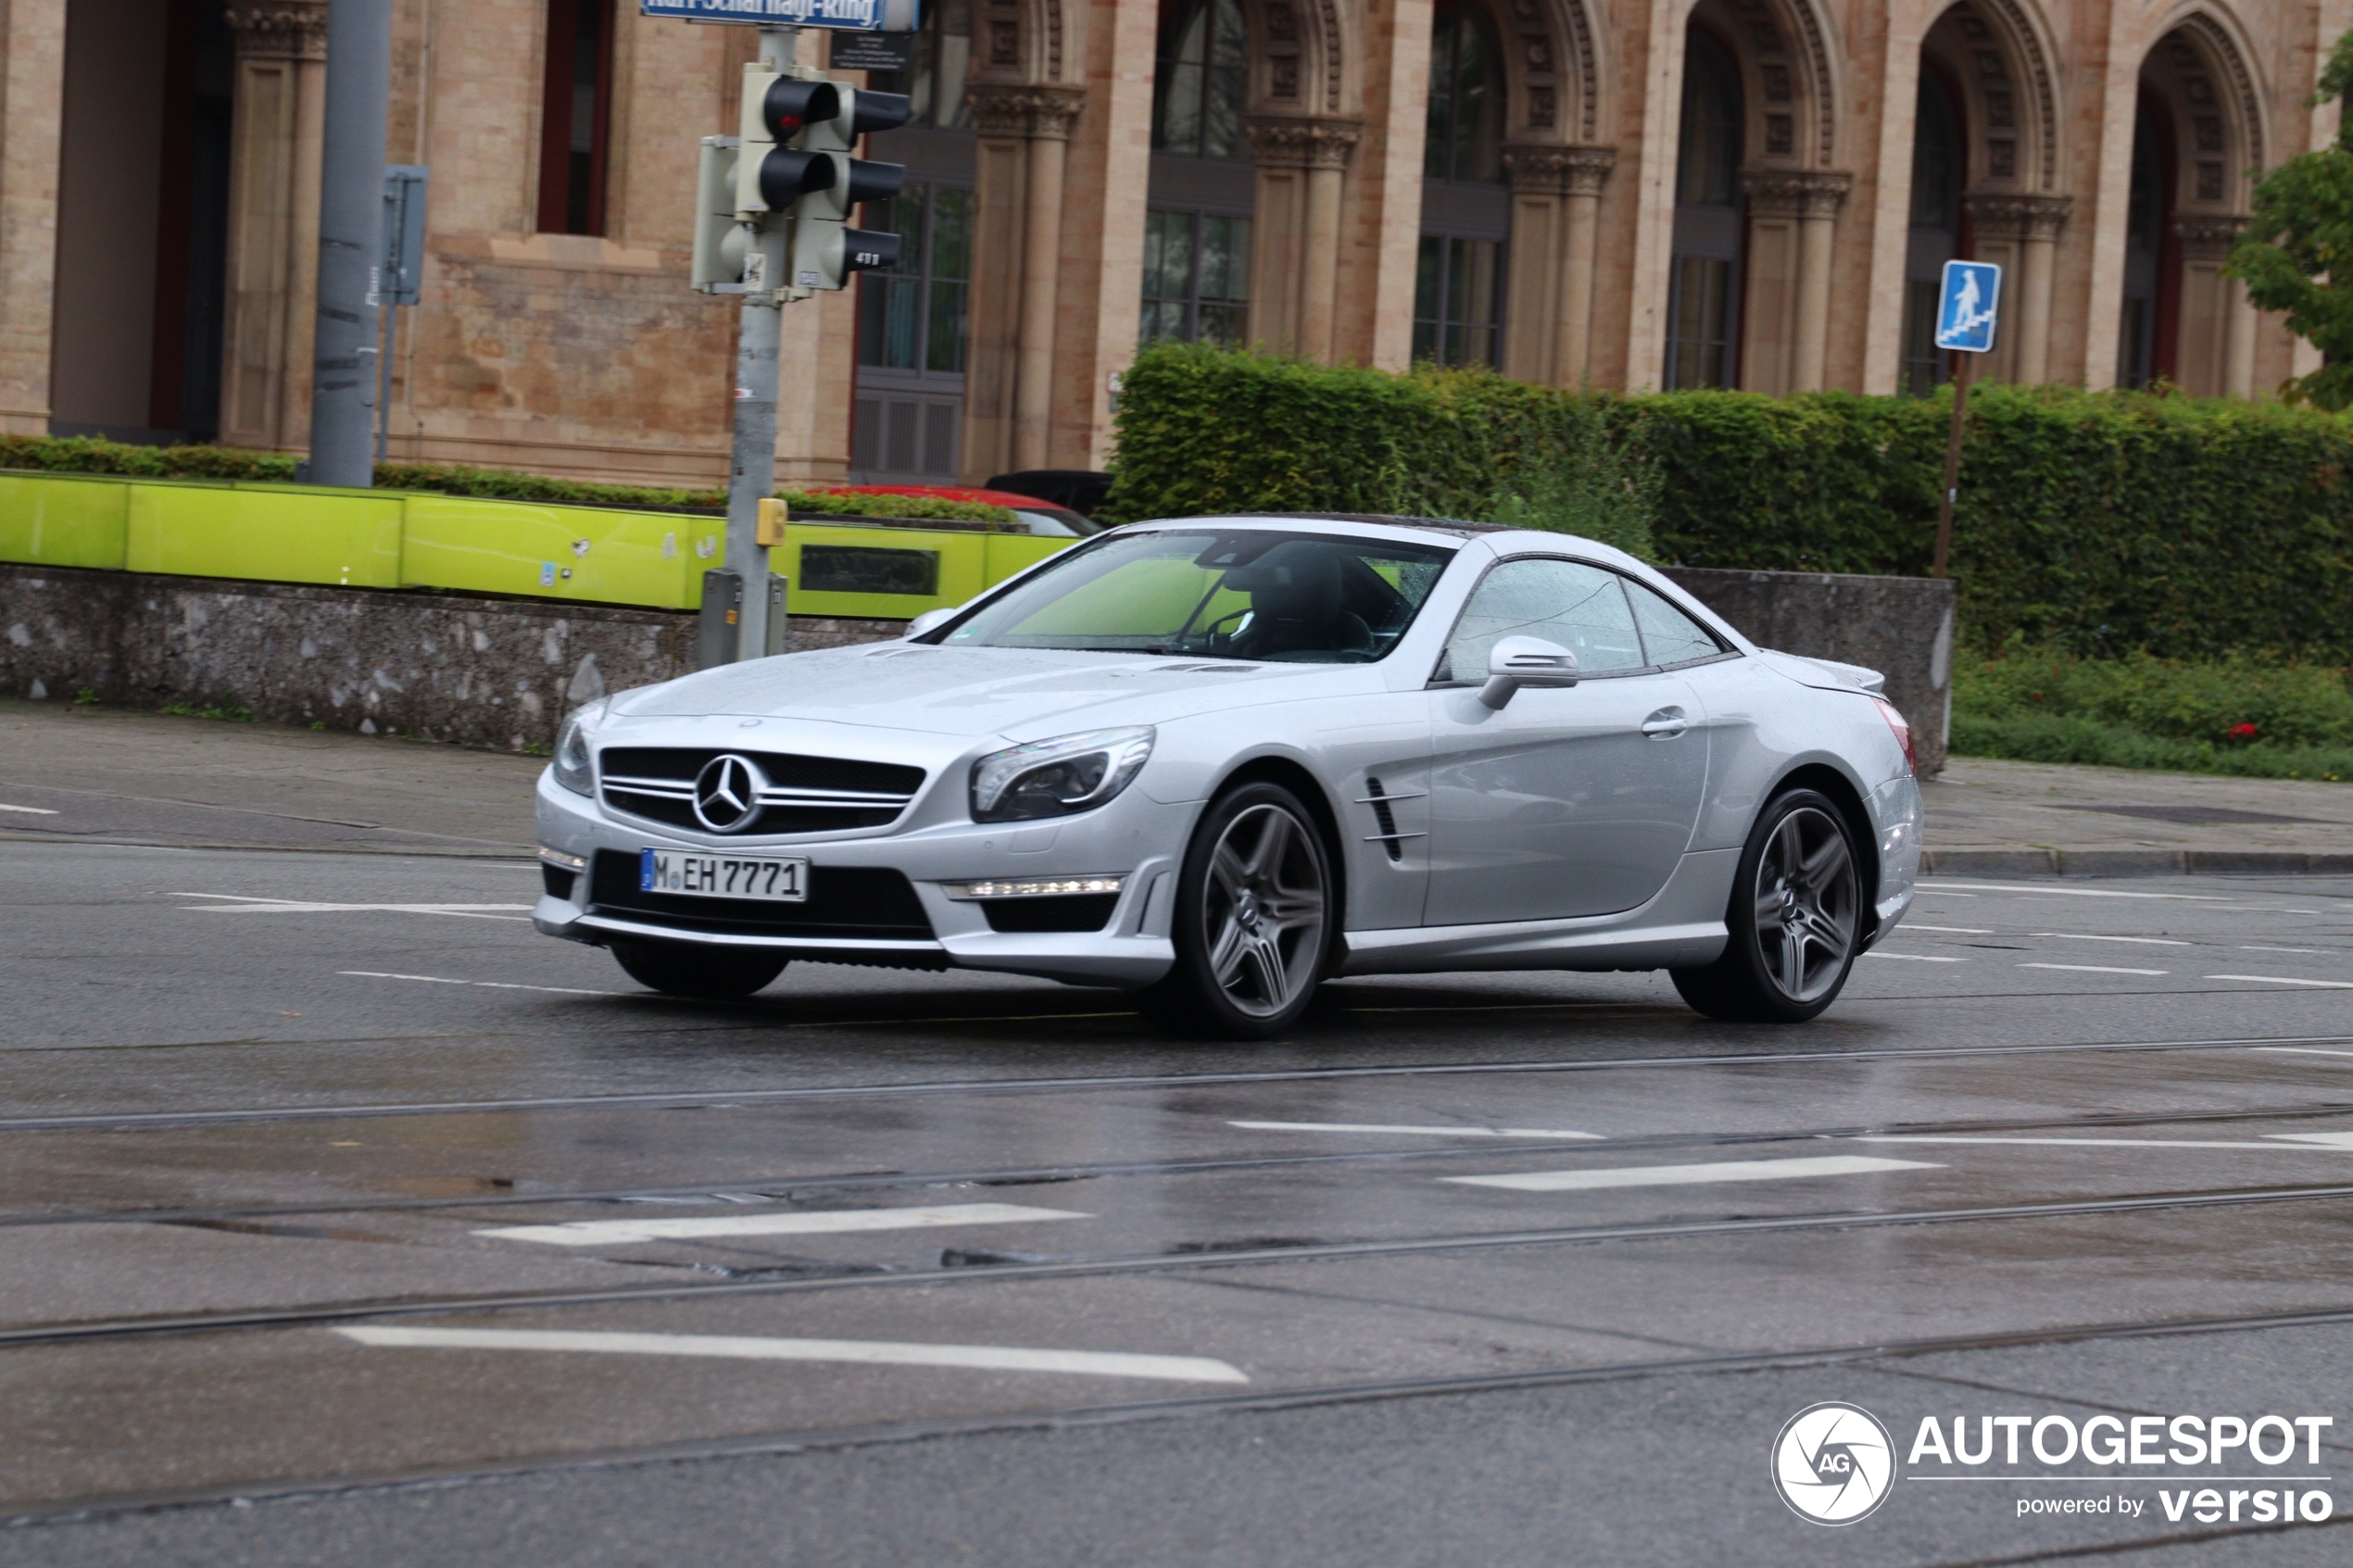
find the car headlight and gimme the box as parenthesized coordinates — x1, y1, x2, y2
(971, 727, 1155, 822)
(551, 698, 608, 797)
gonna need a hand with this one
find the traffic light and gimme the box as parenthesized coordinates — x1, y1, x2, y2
(736, 71, 840, 218)
(786, 87, 911, 292)
(690, 137, 745, 291)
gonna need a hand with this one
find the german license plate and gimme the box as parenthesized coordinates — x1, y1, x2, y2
(640, 848, 808, 902)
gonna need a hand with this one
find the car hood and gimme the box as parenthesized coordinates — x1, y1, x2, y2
(613, 644, 1346, 739)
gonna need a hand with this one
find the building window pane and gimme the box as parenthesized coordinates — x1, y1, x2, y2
(1667, 256, 1732, 390)
(926, 188, 971, 373)
(1675, 29, 1739, 208)
(1426, 6, 1502, 184)
(537, 0, 612, 235)
(1154, 0, 1247, 158)
(1897, 279, 1944, 397)
(859, 183, 970, 377)
(866, 0, 973, 128)
(1142, 208, 1250, 345)
(1414, 234, 1500, 368)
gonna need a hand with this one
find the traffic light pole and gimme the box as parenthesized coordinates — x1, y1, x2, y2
(308, 0, 393, 488)
(719, 24, 800, 666)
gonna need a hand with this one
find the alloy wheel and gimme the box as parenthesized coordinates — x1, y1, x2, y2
(1750, 805, 1859, 1004)
(1200, 803, 1327, 1019)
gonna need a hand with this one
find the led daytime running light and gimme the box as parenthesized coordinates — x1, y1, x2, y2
(943, 875, 1126, 900)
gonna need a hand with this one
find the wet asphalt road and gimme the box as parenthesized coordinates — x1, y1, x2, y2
(4, 836, 2353, 1566)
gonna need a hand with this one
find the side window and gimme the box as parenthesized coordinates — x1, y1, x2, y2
(1625, 579, 1726, 666)
(1443, 558, 1646, 681)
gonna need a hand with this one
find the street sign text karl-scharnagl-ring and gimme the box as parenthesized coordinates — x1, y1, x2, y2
(639, 0, 919, 31)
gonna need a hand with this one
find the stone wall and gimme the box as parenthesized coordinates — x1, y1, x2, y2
(1664, 566, 1956, 776)
(0, 564, 900, 751)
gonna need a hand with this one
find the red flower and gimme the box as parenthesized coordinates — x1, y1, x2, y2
(2228, 722, 2259, 741)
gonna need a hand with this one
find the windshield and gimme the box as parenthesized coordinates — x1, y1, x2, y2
(936, 529, 1456, 662)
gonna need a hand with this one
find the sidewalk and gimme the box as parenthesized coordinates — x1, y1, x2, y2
(6, 697, 2352, 875)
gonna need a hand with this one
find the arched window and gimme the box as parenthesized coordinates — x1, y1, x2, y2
(1416, 4, 1505, 367)
(1898, 66, 1965, 395)
(1665, 25, 1743, 388)
(1153, 0, 1247, 158)
(1425, 5, 1502, 184)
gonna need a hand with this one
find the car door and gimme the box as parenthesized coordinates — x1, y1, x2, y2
(1422, 558, 1709, 924)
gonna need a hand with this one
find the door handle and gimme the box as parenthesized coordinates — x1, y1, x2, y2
(1641, 708, 1688, 738)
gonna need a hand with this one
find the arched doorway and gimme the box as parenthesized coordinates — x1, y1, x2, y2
(853, 0, 977, 480)
(2120, 19, 2262, 395)
(1416, 3, 1506, 367)
(1898, 61, 1965, 395)
(1665, 22, 1742, 389)
(1143, 0, 1253, 347)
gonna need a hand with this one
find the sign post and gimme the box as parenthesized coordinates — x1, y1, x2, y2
(1931, 259, 2001, 580)
(377, 164, 428, 462)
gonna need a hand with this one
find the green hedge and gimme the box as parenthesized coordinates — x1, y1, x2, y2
(0, 435, 1012, 522)
(1102, 345, 2353, 661)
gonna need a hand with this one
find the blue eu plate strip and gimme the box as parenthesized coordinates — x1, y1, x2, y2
(639, 848, 657, 891)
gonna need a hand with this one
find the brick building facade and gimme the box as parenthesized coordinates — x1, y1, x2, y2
(3, 0, 2343, 489)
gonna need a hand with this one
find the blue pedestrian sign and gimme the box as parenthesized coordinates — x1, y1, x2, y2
(639, 0, 919, 30)
(1933, 259, 2001, 354)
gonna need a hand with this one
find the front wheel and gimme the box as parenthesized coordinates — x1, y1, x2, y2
(1143, 782, 1334, 1039)
(610, 938, 787, 999)
(1671, 788, 1862, 1023)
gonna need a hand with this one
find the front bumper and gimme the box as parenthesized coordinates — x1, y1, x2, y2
(533, 769, 1185, 988)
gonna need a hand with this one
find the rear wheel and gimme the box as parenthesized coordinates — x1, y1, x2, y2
(1671, 788, 1861, 1023)
(610, 938, 787, 999)
(1144, 782, 1333, 1039)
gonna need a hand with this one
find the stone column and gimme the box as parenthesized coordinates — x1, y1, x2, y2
(963, 85, 1033, 482)
(220, 4, 329, 453)
(1501, 145, 1615, 387)
(1962, 194, 2070, 385)
(1013, 90, 1083, 469)
(1244, 115, 1360, 362)
(0, 0, 68, 433)
(1791, 173, 1849, 394)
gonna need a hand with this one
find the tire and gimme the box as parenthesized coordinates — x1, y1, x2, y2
(610, 937, 787, 1000)
(1671, 788, 1863, 1023)
(1143, 781, 1335, 1039)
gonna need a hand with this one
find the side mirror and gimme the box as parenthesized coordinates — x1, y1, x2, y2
(906, 607, 958, 639)
(1478, 635, 1579, 709)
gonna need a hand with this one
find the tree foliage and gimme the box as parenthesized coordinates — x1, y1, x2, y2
(2227, 28, 2353, 408)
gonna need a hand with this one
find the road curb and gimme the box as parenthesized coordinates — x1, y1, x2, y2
(1921, 847, 2353, 879)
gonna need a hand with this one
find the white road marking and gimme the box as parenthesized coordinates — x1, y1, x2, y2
(1900, 924, 1994, 935)
(1443, 1154, 1937, 1193)
(477, 1201, 1089, 1247)
(2252, 1047, 2353, 1059)
(2208, 974, 2353, 990)
(176, 893, 531, 921)
(1856, 1135, 2353, 1151)
(1922, 882, 2224, 901)
(1228, 1120, 1601, 1140)
(340, 971, 620, 997)
(2018, 963, 2169, 976)
(333, 1326, 1248, 1384)
(2216, 908, 2322, 915)
(1867, 952, 1966, 962)
(2244, 947, 2334, 956)
(2031, 933, 2192, 947)
(0, 803, 59, 815)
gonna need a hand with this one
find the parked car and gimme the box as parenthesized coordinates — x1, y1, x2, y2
(804, 483, 1101, 538)
(534, 516, 1922, 1036)
(983, 470, 1114, 518)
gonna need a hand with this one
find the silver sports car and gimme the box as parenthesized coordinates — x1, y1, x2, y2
(534, 516, 1921, 1035)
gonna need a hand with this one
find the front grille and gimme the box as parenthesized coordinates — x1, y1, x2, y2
(598, 747, 925, 836)
(586, 850, 935, 940)
(979, 894, 1120, 934)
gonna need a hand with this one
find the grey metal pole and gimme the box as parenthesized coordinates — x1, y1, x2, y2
(721, 24, 797, 662)
(308, 0, 393, 487)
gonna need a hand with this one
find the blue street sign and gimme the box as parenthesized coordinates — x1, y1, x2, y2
(639, 0, 918, 31)
(1933, 259, 2002, 354)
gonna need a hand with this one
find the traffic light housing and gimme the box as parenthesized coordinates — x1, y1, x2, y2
(786, 87, 912, 292)
(690, 137, 745, 291)
(737, 73, 841, 218)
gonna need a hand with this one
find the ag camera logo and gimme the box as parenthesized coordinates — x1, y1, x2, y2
(1773, 1402, 1897, 1524)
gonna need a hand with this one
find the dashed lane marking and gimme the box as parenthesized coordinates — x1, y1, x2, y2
(1922, 882, 2226, 901)
(0, 803, 58, 815)
(1868, 952, 1965, 962)
(333, 1325, 1248, 1384)
(477, 1201, 1090, 1247)
(1442, 1154, 1937, 1193)
(2208, 974, 2353, 990)
(2019, 963, 2170, 976)
(2243, 947, 2335, 956)
(1900, 925, 1994, 935)
(1856, 1134, 2353, 1151)
(341, 971, 621, 997)
(176, 893, 531, 921)
(1228, 1121, 1602, 1140)
(2031, 933, 2192, 947)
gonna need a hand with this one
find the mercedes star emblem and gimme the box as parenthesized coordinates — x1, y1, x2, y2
(691, 753, 764, 834)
